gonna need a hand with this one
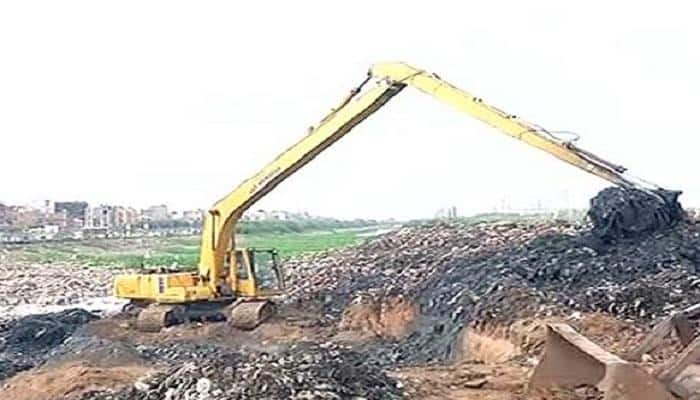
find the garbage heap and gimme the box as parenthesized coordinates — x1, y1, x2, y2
(284, 215, 700, 364)
(81, 342, 405, 400)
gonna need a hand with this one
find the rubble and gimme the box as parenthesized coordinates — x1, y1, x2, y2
(0, 309, 98, 380)
(0, 261, 124, 323)
(284, 218, 700, 364)
(588, 187, 684, 241)
(81, 342, 405, 400)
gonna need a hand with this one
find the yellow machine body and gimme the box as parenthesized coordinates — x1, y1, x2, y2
(114, 248, 283, 303)
(114, 273, 211, 303)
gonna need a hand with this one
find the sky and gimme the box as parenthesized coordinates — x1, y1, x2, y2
(1, 1, 698, 220)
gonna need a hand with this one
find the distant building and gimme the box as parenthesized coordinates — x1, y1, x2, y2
(0, 203, 9, 227)
(435, 206, 458, 220)
(55, 201, 88, 222)
(143, 204, 169, 221)
(182, 209, 205, 223)
(9, 205, 42, 228)
(269, 210, 289, 220)
(243, 209, 269, 221)
(242, 209, 314, 222)
(28, 224, 60, 240)
(84, 205, 140, 229)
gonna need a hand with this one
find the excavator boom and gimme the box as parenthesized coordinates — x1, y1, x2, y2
(114, 62, 680, 332)
(197, 62, 674, 287)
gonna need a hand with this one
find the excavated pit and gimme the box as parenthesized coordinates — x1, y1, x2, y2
(588, 187, 684, 242)
(338, 296, 418, 341)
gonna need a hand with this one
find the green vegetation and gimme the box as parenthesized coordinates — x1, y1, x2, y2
(9, 224, 383, 269)
(236, 218, 378, 235)
(241, 229, 370, 256)
(132, 217, 379, 234)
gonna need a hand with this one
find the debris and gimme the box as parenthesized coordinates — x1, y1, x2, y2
(0, 261, 127, 323)
(81, 343, 405, 400)
(588, 187, 684, 242)
(285, 218, 700, 364)
(0, 309, 98, 381)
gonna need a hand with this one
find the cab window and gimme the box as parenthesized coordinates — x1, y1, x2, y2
(254, 251, 279, 289)
(236, 251, 249, 280)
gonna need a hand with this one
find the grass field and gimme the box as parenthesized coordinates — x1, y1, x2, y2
(7, 226, 384, 269)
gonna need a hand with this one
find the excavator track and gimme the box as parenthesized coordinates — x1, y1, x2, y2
(135, 304, 186, 332)
(229, 301, 276, 330)
(132, 300, 277, 332)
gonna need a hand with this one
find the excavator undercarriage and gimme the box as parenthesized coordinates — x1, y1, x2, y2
(117, 248, 284, 332)
(129, 299, 276, 332)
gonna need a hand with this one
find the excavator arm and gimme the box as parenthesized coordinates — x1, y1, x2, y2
(199, 62, 671, 290)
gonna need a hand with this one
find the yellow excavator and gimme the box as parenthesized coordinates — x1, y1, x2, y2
(114, 62, 680, 332)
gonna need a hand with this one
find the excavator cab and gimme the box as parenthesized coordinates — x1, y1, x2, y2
(232, 248, 285, 297)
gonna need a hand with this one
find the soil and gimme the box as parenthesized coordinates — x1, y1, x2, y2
(79, 306, 330, 350)
(337, 296, 418, 340)
(0, 362, 155, 400)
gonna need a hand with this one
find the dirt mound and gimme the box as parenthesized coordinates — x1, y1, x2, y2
(82, 342, 405, 400)
(0, 328, 156, 400)
(461, 329, 522, 364)
(395, 362, 528, 400)
(461, 313, 644, 364)
(338, 296, 418, 340)
(588, 187, 684, 242)
(0, 308, 97, 352)
(0, 309, 98, 381)
(46, 336, 151, 368)
(0, 361, 154, 400)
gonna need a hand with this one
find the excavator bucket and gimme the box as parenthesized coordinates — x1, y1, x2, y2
(529, 323, 674, 400)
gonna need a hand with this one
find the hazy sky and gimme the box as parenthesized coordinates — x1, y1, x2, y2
(1, 1, 698, 219)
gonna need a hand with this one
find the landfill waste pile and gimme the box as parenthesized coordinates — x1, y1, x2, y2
(285, 212, 699, 364)
(0, 309, 98, 380)
(0, 262, 121, 315)
(80, 342, 405, 400)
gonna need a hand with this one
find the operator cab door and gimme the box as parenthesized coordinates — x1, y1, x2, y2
(234, 250, 256, 297)
(234, 248, 285, 298)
